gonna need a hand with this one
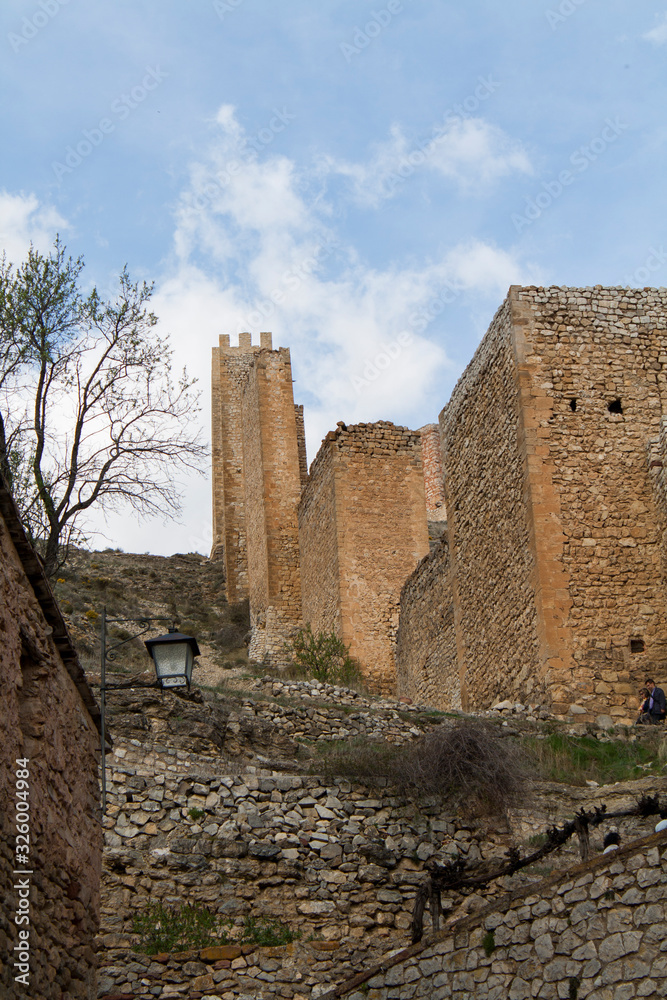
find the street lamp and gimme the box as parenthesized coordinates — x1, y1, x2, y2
(145, 627, 201, 689)
(99, 607, 200, 812)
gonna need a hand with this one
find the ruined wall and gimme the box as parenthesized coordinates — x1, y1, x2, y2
(299, 422, 429, 693)
(211, 332, 268, 600)
(0, 505, 100, 999)
(418, 423, 446, 521)
(241, 347, 303, 661)
(396, 539, 460, 711)
(511, 286, 667, 719)
(328, 829, 667, 1000)
(439, 295, 542, 711)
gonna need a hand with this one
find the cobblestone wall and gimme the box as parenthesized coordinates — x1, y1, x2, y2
(0, 494, 100, 999)
(395, 539, 460, 711)
(298, 421, 430, 693)
(328, 829, 667, 1000)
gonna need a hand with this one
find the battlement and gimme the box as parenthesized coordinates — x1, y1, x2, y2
(218, 331, 273, 352)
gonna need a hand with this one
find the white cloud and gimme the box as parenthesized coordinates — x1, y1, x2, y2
(643, 13, 667, 45)
(319, 117, 532, 208)
(156, 105, 538, 468)
(0, 191, 67, 262)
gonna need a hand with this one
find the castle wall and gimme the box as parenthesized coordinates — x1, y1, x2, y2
(300, 422, 429, 693)
(418, 423, 446, 521)
(298, 438, 341, 637)
(211, 333, 264, 601)
(512, 285, 667, 718)
(241, 347, 303, 661)
(439, 295, 542, 710)
(395, 539, 460, 711)
(0, 491, 100, 999)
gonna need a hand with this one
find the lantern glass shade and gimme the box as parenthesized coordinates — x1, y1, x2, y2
(144, 630, 200, 689)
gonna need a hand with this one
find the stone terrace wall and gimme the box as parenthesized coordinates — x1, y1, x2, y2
(299, 421, 429, 693)
(326, 829, 667, 1000)
(512, 286, 667, 719)
(396, 539, 460, 711)
(241, 347, 303, 663)
(0, 506, 100, 999)
(418, 423, 446, 521)
(439, 294, 542, 711)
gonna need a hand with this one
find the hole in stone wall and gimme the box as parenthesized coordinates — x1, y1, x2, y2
(630, 638, 645, 654)
(569, 398, 577, 412)
(608, 398, 623, 414)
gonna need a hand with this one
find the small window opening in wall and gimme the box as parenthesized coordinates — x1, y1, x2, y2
(608, 398, 623, 414)
(569, 398, 577, 412)
(630, 638, 645, 654)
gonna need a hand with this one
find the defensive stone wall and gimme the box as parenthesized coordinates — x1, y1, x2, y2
(399, 285, 667, 720)
(418, 423, 446, 522)
(298, 421, 430, 692)
(0, 483, 101, 999)
(241, 347, 303, 662)
(396, 539, 460, 711)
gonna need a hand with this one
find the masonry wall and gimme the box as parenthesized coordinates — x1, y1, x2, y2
(418, 424, 446, 521)
(211, 333, 268, 600)
(396, 539, 460, 711)
(299, 439, 341, 637)
(329, 830, 667, 1000)
(241, 347, 303, 661)
(299, 422, 430, 693)
(439, 295, 542, 711)
(0, 512, 100, 999)
(511, 286, 667, 719)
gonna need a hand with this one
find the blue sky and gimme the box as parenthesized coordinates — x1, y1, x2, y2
(1, 1, 666, 555)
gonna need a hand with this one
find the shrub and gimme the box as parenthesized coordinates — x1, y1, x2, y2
(287, 624, 362, 686)
(188, 807, 205, 821)
(241, 916, 298, 946)
(132, 902, 231, 954)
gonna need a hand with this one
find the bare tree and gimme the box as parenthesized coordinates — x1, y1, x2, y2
(0, 239, 206, 575)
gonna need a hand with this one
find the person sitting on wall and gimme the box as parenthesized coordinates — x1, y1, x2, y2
(602, 830, 621, 854)
(644, 678, 666, 724)
(635, 687, 651, 725)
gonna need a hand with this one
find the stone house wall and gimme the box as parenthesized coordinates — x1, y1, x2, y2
(297, 421, 430, 692)
(0, 481, 101, 1000)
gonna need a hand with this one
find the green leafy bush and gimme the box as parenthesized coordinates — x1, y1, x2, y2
(241, 916, 299, 946)
(287, 624, 362, 686)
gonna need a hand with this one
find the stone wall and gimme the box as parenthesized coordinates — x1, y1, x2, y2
(395, 539, 460, 711)
(241, 347, 303, 662)
(398, 285, 667, 721)
(298, 421, 430, 693)
(325, 829, 667, 1000)
(211, 333, 267, 598)
(0, 483, 101, 999)
(418, 424, 446, 521)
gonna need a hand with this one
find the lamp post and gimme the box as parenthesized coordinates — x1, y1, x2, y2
(99, 607, 200, 813)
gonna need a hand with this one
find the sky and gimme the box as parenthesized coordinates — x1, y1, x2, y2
(1, 1, 666, 556)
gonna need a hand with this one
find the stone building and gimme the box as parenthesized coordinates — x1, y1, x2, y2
(0, 475, 101, 998)
(397, 285, 667, 722)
